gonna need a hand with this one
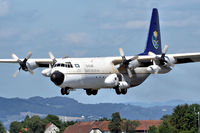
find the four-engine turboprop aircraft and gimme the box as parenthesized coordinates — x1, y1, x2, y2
(1, 8, 200, 96)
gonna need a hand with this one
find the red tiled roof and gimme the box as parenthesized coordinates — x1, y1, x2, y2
(63, 120, 162, 133)
(136, 120, 162, 131)
(63, 121, 110, 133)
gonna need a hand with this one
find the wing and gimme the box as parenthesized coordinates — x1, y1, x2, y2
(0, 58, 53, 67)
(169, 53, 200, 64)
(137, 52, 200, 64)
(112, 52, 200, 66)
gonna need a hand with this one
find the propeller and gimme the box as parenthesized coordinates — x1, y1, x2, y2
(12, 52, 34, 78)
(48, 51, 57, 66)
(149, 45, 175, 67)
(118, 48, 138, 78)
(41, 51, 56, 77)
(159, 45, 169, 65)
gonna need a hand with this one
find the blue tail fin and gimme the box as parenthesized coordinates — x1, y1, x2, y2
(140, 8, 162, 55)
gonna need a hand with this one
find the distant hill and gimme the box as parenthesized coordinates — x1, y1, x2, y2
(0, 96, 174, 128)
(128, 99, 200, 107)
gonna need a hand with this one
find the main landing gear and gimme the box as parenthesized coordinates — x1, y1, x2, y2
(114, 86, 127, 95)
(85, 89, 98, 96)
(61, 87, 70, 95)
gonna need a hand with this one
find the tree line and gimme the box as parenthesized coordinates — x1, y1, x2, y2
(148, 104, 200, 133)
(0, 104, 200, 133)
(0, 114, 76, 133)
(108, 112, 140, 133)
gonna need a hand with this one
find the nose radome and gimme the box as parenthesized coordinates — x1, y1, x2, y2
(50, 71, 64, 85)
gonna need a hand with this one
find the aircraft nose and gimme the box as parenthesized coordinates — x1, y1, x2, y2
(50, 71, 64, 85)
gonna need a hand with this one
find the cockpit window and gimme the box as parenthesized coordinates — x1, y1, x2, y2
(66, 62, 73, 68)
(54, 62, 73, 68)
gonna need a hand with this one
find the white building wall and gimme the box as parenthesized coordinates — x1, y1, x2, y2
(44, 124, 60, 133)
(89, 129, 102, 133)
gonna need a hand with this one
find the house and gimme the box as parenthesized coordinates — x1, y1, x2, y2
(44, 123, 60, 133)
(63, 121, 110, 133)
(89, 128, 106, 133)
(135, 120, 162, 133)
(63, 120, 162, 133)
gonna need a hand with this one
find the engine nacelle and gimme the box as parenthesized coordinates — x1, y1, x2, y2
(128, 59, 140, 70)
(165, 55, 176, 66)
(41, 68, 52, 77)
(26, 61, 38, 70)
(147, 65, 161, 74)
(118, 81, 129, 89)
(104, 74, 119, 87)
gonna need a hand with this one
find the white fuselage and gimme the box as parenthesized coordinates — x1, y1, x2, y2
(49, 56, 153, 90)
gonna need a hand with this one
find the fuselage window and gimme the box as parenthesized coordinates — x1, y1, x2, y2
(61, 64, 64, 67)
(75, 64, 80, 68)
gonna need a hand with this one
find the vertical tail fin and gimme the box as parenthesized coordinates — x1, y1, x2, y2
(140, 8, 162, 55)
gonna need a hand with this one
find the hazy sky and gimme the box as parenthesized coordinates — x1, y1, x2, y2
(0, 0, 200, 104)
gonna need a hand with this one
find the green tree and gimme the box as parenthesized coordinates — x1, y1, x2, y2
(189, 104, 200, 132)
(58, 121, 76, 133)
(108, 112, 121, 133)
(158, 120, 177, 133)
(44, 114, 62, 128)
(121, 120, 139, 133)
(23, 115, 30, 128)
(10, 121, 23, 133)
(170, 104, 200, 132)
(25, 115, 46, 133)
(148, 125, 158, 133)
(161, 114, 171, 121)
(0, 122, 6, 133)
(179, 131, 195, 133)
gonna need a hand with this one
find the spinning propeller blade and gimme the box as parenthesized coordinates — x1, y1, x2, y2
(11, 52, 33, 77)
(149, 45, 175, 68)
(118, 48, 138, 78)
(48, 51, 57, 65)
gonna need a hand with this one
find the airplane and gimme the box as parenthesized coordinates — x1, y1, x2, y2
(1, 8, 200, 96)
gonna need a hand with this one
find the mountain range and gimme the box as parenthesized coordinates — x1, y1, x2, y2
(1, 96, 197, 129)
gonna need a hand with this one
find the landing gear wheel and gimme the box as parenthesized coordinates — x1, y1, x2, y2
(115, 88, 121, 95)
(61, 88, 70, 95)
(61, 88, 65, 95)
(114, 86, 121, 95)
(86, 90, 92, 95)
(65, 88, 70, 95)
(92, 90, 98, 95)
(121, 89, 127, 95)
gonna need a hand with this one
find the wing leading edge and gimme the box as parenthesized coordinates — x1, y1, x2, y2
(0, 58, 52, 67)
(136, 52, 200, 64)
